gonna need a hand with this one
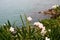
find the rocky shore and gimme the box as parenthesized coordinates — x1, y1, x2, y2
(39, 5, 60, 19)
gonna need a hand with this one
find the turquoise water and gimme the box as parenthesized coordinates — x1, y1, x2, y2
(0, 0, 59, 25)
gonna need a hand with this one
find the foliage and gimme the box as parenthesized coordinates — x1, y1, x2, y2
(0, 15, 44, 40)
(0, 15, 60, 40)
(0, 5, 60, 40)
(41, 16, 60, 40)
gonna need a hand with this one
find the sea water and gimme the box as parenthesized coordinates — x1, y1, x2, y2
(0, 0, 59, 26)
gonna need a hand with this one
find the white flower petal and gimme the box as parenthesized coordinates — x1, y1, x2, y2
(3, 24, 6, 26)
(41, 30, 47, 35)
(41, 27, 46, 36)
(34, 22, 44, 28)
(10, 27, 14, 32)
(27, 16, 32, 21)
(34, 22, 40, 26)
(45, 37, 50, 40)
(48, 29, 51, 32)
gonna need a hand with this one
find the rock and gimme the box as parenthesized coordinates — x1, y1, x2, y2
(39, 8, 60, 19)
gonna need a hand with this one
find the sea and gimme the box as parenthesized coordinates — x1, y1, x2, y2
(0, 0, 60, 26)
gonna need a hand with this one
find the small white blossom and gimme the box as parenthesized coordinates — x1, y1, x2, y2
(45, 37, 50, 40)
(27, 16, 32, 21)
(3, 24, 6, 26)
(51, 5, 59, 9)
(34, 22, 44, 28)
(48, 29, 51, 32)
(9, 27, 14, 32)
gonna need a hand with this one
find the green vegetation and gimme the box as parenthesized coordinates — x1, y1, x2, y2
(0, 5, 60, 40)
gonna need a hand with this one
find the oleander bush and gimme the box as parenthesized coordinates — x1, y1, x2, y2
(40, 17, 60, 40)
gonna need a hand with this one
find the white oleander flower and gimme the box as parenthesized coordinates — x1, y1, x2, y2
(51, 4, 59, 9)
(41, 29, 47, 36)
(34, 22, 44, 28)
(34, 22, 46, 36)
(9, 27, 14, 32)
(27, 16, 32, 21)
(45, 37, 50, 40)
